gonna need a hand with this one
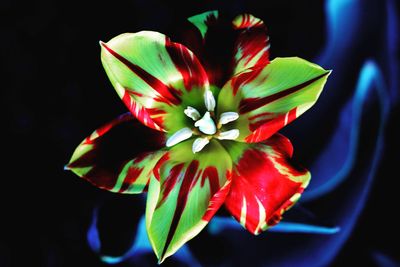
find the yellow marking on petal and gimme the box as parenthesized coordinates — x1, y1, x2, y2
(284, 112, 289, 126)
(254, 196, 266, 235)
(288, 192, 302, 208)
(235, 44, 269, 75)
(240, 196, 247, 227)
(264, 147, 310, 184)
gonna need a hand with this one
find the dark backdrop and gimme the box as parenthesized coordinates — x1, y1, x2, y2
(3, 0, 399, 266)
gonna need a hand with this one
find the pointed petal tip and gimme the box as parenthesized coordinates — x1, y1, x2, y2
(64, 164, 70, 171)
(157, 253, 168, 264)
(99, 40, 105, 47)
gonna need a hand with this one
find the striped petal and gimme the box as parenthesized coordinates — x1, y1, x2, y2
(224, 134, 310, 235)
(146, 140, 232, 262)
(217, 57, 331, 143)
(232, 14, 270, 75)
(180, 12, 269, 86)
(66, 113, 166, 194)
(181, 11, 236, 87)
(100, 31, 209, 133)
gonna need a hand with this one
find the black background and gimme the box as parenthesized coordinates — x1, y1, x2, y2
(3, 0, 399, 266)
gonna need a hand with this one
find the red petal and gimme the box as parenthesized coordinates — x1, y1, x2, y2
(224, 134, 310, 234)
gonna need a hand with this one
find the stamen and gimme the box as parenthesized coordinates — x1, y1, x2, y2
(192, 137, 210, 153)
(217, 129, 240, 140)
(194, 111, 217, 135)
(184, 106, 201, 121)
(204, 90, 216, 111)
(218, 112, 239, 125)
(166, 127, 193, 147)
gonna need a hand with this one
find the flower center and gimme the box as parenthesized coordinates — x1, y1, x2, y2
(166, 90, 240, 153)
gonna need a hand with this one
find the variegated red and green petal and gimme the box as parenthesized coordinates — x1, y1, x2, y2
(146, 140, 232, 263)
(66, 113, 166, 194)
(100, 31, 209, 133)
(217, 57, 331, 143)
(182, 10, 237, 87)
(224, 134, 310, 235)
(231, 13, 270, 75)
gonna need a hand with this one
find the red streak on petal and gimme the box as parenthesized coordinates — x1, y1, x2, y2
(84, 113, 133, 144)
(101, 42, 181, 106)
(133, 152, 151, 164)
(118, 166, 144, 193)
(231, 67, 264, 96)
(165, 38, 208, 92)
(245, 108, 298, 143)
(239, 73, 328, 114)
(234, 27, 270, 69)
(202, 170, 231, 221)
(157, 163, 185, 208)
(160, 160, 200, 259)
(122, 91, 162, 130)
(248, 111, 274, 121)
(153, 153, 170, 181)
(201, 166, 220, 196)
(248, 117, 273, 132)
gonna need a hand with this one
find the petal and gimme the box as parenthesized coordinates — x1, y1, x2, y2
(187, 10, 219, 40)
(181, 11, 236, 87)
(232, 14, 270, 75)
(100, 31, 209, 132)
(224, 134, 310, 234)
(217, 57, 331, 143)
(66, 113, 166, 193)
(146, 140, 232, 262)
(179, 12, 269, 86)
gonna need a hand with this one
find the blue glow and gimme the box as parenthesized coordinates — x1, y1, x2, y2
(372, 251, 399, 267)
(87, 210, 201, 266)
(317, 0, 360, 64)
(307, 60, 388, 266)
(304, 61, 389, 201)
(87, 207, 101, 253)
(386, 0, 399, 101)
(208, 216, 340, 235)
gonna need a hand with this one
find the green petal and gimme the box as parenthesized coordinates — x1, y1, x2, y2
(100, 31, 210, 132)
(217, 57, 331, 142)
(146, 140, 232, 262)
(187, 10, 219, 40)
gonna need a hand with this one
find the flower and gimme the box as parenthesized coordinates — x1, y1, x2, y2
(66, 11, 331, 263)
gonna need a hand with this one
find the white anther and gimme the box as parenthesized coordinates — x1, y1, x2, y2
(217, 129, 240, 140)
(204, 90, 216, 111)
(218, 112, 239, 125)
(184, 106, 201, 121)
(194, 112, 217, 135)
(192, 137, 210, 153)
(166, 127, 193, 147)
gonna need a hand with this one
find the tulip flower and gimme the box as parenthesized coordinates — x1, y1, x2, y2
(66, 11, 331, 262)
